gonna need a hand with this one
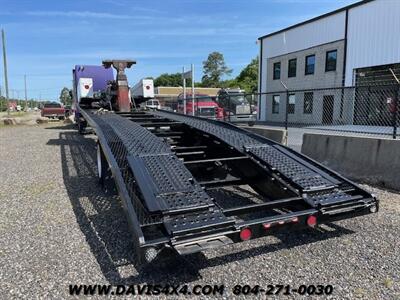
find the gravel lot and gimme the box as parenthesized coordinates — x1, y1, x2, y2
(0, 124, 399, 299)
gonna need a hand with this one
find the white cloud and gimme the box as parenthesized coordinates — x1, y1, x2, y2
(25, 10, 134, 20)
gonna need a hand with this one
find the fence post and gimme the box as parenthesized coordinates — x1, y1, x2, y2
(389, 68, 399, 139)
(280, 81, 289, 130)
(394, 86, 399, 139)
(228, 94, 231, 122)
(285, 90, 289, 131)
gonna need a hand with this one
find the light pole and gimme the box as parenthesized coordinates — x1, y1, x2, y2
(2, 29, 10, 115)
(191, 64, 195, 116)
(24, 74, 28, 110)
(182, 66, 186, 115)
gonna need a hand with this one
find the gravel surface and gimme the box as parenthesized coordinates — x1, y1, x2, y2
(0, 124, 399, 299)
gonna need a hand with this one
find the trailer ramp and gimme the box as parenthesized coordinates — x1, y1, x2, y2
(80, 109, 378, 259)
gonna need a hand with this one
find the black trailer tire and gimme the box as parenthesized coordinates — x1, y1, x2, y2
(97, 142, 109, 186)
(78, 118, 87, 134)
(248, 120, 255, 127)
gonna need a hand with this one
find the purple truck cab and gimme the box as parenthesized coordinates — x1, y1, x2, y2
(72, 65, 114, 119)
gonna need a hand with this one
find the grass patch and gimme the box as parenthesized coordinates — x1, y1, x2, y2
(0, 111, 27, 118)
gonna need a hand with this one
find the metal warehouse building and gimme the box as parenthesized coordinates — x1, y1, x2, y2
(257, 0, 400, 124)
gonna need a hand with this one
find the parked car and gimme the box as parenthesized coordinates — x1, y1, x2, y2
(145, 99, 161, 110)
(41, 102, 65, 120)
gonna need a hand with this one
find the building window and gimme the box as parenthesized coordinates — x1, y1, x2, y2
(273, 62, 281, 80)
(288, 94, 295, 114)
(272, 95, 280, 114)
(325, 50, 337, 72)
(304, 92, 313, 114)
(305, 55, 315, 75)
(288, 59, 297, 78)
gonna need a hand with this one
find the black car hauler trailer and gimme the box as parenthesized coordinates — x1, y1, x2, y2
(75, 60, 378, 265)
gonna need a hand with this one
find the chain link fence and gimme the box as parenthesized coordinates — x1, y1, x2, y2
(157, 83, 399, 152)
(160, 93, 259, 125)
(256, 84, 399, 151)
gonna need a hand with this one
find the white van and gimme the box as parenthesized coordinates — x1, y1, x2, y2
(145, 99, 161, 110)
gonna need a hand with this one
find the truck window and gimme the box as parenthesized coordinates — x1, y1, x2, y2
(44, 103, 62, 108)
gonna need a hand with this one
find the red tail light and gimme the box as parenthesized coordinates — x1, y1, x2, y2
(84, 85, 90, 89)
(307, 215, 317, 227)
(240, 228, 252, 241)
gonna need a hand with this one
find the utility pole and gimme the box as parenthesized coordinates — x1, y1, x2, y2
(182, 66, 186, 115)
(2, 29, 10, 115)
(24, 74, 28, 110)
(191, 64, 195, 116)
(182, 66, 193, 115)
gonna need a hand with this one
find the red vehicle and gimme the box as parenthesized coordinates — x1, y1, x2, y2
(177, 93, 224, 120)
(41, 102, 66, 120)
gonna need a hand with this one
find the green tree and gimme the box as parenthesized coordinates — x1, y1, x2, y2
(0, 96, 6, 112)
(220, 79, 239, 89)
(154, 73, 192, 87)
(201, 52, 232, 87)
(236, 56, 259, 93)
(59, 87, 72, 106)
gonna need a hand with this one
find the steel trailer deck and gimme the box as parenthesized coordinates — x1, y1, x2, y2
(79, 108, 378, 263)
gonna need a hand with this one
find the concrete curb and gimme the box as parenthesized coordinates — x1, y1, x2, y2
(301, 133, 400, 190)
(239, 125, 287, 144)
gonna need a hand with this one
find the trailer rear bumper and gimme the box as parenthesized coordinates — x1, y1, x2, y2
(140, 196, 377, 256)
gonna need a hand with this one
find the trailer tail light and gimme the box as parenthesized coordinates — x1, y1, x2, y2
(307, 215, 317, 227)
(240, 228, 252, 241)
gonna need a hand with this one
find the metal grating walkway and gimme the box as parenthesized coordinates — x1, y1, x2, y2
(91, 113, 221, 222)
(164, 210, 235, 236)
(246, 145, 336, 191)
(153, 111, 341, 192)
(154, 111, 264, 150)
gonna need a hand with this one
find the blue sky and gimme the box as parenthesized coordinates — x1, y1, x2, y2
(0, 0, 358, 100)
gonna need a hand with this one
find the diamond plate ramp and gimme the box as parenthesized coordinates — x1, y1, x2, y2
(127, 154, 214, 214)
(246, 145, 337, 191)
(164, 210, 235, 237)
(153, 111, 263, 150)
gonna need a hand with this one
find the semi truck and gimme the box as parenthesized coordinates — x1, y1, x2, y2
(177, 93, 224, 120)
(73, 59, 378, 265)
(131, 79, 154, 102)
(216, 88, 256, 125)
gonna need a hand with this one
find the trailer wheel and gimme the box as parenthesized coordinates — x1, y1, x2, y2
(78, 118, 87, 134)
(248, 120, 255, 127)
(97, 142, 109, 186)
